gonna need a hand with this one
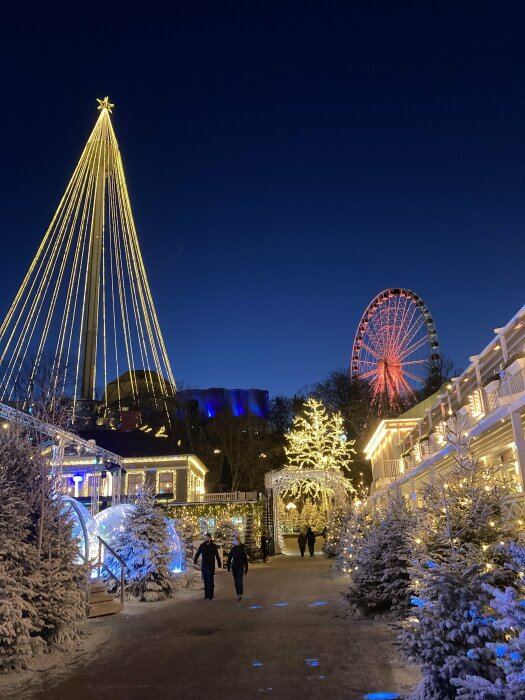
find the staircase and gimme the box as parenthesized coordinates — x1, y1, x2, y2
(88, 578, 124, 618)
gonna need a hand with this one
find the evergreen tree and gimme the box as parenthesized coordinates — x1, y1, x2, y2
(114, 491, 174, 601)
(0, 445, 39, 672)
(323, 502, 349, 558)
(336, 501, 377, 574)
(0, 426, 85, 671)
(347, 488, 414, 617)
(33, 500, 86, 650)
(401, 428, 515, 699)
(452, 542, 525, 699)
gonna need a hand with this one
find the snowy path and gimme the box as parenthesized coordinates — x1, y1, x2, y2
(9, 556, 417, 700)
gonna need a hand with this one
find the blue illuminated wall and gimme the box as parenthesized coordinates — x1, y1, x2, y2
(176, 388, 269, 420)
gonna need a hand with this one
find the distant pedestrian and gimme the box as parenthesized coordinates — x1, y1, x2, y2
(321, 527, 328, 540)
(306, 527, 316, 557)
(194, 533, 222, 600)
(297, 531, 307, 558)
(260, 533, 269, 563)
(227, 535, 249, 600)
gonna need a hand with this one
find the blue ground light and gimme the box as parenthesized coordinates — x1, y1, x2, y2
(363, 694, 400, 699)
(309, 601, 328, 606)
(305, 658, 320, 667)
(252, 661, 264, 667)
(249, 605, 262, 609)
(274, 602, 288, 607)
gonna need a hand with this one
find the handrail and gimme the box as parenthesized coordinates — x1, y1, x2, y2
(96, 535, 127, 605)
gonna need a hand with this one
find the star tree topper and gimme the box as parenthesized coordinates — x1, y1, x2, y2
(97, 96, 114, 113)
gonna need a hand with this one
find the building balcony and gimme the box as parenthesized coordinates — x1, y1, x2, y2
(193, 491, 259, 503)
(498, 366, 525, 403)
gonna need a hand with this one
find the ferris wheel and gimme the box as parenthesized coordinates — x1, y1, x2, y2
(350, 288, 440, 410)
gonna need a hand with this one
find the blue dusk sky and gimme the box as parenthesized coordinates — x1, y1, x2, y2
(1, 2, 524, 397)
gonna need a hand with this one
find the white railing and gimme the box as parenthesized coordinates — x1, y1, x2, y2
(502, 492, 525, 523)
(499, 368, 525, 399)
(382, 460, 402, 478)
(484, 390, 499, 414)
(195, 491, 258, 503)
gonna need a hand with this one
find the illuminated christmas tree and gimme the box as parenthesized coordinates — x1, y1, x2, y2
(0, 99, 176, 421)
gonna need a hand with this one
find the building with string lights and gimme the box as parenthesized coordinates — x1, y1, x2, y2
(364, 304, 525, 522)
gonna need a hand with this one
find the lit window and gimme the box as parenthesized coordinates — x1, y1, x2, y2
(158, 471, 174, 494)
(127, 473, 144, 494)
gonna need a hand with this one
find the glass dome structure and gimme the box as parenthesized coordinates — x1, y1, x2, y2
(94, 503, 135, 549)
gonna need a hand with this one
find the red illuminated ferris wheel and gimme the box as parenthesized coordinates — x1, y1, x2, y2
(350, 288, 440, 410)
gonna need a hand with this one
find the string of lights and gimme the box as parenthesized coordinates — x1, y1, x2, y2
(0, 98, 176, 420)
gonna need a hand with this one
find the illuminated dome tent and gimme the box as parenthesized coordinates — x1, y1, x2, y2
(94, 505, 183, 572)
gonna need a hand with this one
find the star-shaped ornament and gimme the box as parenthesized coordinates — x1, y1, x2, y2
(97, 97, 115, 113)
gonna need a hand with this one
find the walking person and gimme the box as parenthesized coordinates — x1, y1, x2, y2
(194, 532, 222, 600)
(297, 530, 307, 558)
(227, 535, 249, 601)
(260, 533, 269, 563)
(306, 526, 316, 557)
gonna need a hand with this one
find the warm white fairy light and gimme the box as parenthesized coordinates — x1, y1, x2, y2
(0, 99, 176, 421)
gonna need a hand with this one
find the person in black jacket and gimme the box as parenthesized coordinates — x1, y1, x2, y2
(297, 531, 307, 558)
(194, 533, 222, 600)
(227, 536, 249, 601)
(306, 527, 316, 557)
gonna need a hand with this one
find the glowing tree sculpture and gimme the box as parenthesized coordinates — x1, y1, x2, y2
(350, 288, 440, 412)
(0, 98, 176, 420)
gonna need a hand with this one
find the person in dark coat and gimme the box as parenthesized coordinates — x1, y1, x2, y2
(260, 533, 269, 563)
(306, 527, 316, 557)
(194, 533, 222, 600)
(227, 536, 249, 600)
(297, 531, 307, 558)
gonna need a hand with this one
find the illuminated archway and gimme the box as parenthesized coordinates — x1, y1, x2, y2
(265, 468, 350, 554)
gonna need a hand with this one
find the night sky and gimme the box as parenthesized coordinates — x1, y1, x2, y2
(1, 2, 524, 398)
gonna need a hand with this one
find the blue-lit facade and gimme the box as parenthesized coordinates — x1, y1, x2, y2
(176, 388, 269, 420)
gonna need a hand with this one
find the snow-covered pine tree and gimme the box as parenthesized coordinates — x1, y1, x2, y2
(0, 424, 86, 670)
(401, 425, 515, 699)
(451, 541, 525, 700)
(0, 436, 39, 673)
(346, 517, 386, 616)
(336, 500, 377, 574)
(323, 502, 349, 558)
(33, 502, 87, 650)
(347, 487, 414, 617)
(114, 490, 175, 601)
